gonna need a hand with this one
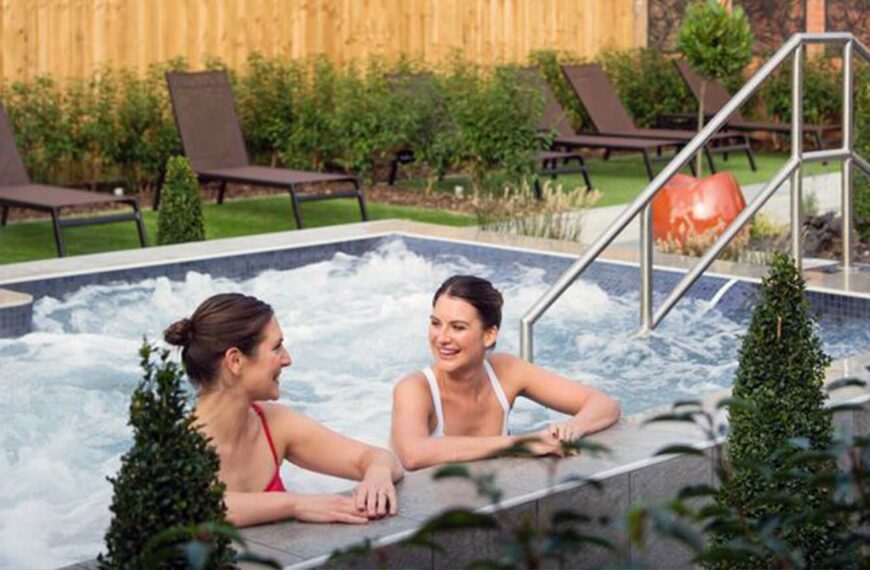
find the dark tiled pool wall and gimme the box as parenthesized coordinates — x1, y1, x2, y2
(379, 236, 870, 326)
(398, 235, 732, 302)
(716, 279, 870, 324)
(0, 300, 31, 338)
(3, 236, 390, 301)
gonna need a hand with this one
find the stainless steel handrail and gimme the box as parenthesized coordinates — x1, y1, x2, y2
(520, 32, 870, 362)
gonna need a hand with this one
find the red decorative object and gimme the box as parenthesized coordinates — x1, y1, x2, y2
(652, 172, 746, 245)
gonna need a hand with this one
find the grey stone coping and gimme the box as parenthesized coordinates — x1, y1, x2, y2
(239, 419, 710, 568)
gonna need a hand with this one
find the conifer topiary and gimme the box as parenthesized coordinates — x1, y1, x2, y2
(157, 156, 205, 245)
(98, 344, 233, 569)
(709, 253, 845, 568)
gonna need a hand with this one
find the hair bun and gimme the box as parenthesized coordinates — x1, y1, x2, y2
(164, 318, 194, 347)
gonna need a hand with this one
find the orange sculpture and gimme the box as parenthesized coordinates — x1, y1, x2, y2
(652, 172, 745, 246)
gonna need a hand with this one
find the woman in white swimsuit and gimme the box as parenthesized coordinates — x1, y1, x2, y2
(391, 275, 621, 470)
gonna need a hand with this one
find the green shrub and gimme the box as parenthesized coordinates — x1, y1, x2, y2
(98, 344, 233, 569)
(234, 53, 296, 165)
(389, 70, 456, 186)
(3, 76, 72, 183)
(528, 49, 590, 132)
(280, 56, 343, 172)
(157, 156, 205, 245)
(444, 64, 543, 193)
(329, 59, 402, 180)
(761, 54, 842, 125)
(600, 48, 693, 128)
(112, 61, 184, 192)
(64, 72, 120, 189)
(709, 254, 846, 569)
(851, 65, 870, 240)
(678, 0, 752, 172)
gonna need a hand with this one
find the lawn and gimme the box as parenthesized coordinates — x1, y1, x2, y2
(0, 151, 837, 264)
(0, 197, 474, 264)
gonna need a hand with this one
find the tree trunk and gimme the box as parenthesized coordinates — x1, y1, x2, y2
(695, 79, 707, 175)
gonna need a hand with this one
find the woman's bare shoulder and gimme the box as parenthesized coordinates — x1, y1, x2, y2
(488, 352, 527, 377)
(393, 371, 429, 398)
(253, 401, 303, 427)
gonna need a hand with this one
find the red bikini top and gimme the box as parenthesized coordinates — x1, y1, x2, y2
(251, 403, 286, 493)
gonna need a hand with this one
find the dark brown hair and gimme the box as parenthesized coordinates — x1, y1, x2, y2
(433, 275, 503, 330)
(164, 293, 274, 387)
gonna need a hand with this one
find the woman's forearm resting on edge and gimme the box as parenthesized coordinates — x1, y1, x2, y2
(224, 491, 301, 527)
(572, 391, 621, 434)
(396, 434, 516, 471)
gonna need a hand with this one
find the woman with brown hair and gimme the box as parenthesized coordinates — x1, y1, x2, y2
(391, 275, 621, 470)
(165, 293, 403, 527)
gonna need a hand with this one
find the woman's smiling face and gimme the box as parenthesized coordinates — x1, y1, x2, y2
(239, 316, 292, 400)
(428, 294, 498, 373)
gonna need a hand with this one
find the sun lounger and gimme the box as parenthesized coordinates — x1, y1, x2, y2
(165, 71, 367, 229)
(519, 68, 691, 180)
(0, 103, 147, 257)
(671, 60, 840, 150)
(560, 63, 757, 173)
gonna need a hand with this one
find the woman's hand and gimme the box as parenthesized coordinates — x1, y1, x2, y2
(547, 420, 585, 443)
(293, 494, 370, 524)
(517, 430, 566, 457)
(353, 465, 398, 518)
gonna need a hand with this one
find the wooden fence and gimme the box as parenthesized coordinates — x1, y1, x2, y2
(0, 0, 642, 82)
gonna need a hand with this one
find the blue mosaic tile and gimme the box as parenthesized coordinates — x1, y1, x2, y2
(0, 301, 32, 338)
(6, 236, 390, 300)
(399, 235, 730, 312)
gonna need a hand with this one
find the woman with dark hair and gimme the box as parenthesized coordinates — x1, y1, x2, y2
(391, 275, 621, 470)
(165, 293, 403, 527)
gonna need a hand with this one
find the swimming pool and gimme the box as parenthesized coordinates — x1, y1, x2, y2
(2, 230, 870, 568)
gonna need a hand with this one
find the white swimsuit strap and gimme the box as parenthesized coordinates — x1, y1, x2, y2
(421, 367, 445, 437)
(483, 360, 511, 436)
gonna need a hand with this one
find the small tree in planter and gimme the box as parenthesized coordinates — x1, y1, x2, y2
(98, 344, 234, 569)
(677, 0, 753, 173)
(708, 254, 848, 569)
(157, 156, 205, 245)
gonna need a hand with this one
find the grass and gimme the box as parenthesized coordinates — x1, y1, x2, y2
(0, 150, 838, 264)
(0, 196, 474, 264)
(396, 151, 836, 208)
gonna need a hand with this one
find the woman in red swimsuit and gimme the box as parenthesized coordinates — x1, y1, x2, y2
(165, 293, 403, 527)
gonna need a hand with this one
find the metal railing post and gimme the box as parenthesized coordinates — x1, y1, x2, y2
(640, 204, 653, 332)
(791, 44, 804, 270)
(843, 39, 855, 272)
(520, 319, 533, 362)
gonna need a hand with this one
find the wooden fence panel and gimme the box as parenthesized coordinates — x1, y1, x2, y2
(0, 0, 640, 82)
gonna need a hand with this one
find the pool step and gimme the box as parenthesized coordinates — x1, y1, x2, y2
(0, 288, 32, 338)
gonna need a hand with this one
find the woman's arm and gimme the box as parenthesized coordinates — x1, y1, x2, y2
(390, 375, 562, 470)
(493, 354, 621, 441)
(264, 403, 403, 517)
(224, 491, 369, 527)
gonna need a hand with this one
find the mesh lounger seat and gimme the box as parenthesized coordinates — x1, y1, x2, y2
(0, 103, 146, 257)
(519, 68, 690, 181)
(385, 71, 593, 195)
(165, 71, 367, 229)
(560, 63, 758, 173)
(671, 60, 840, 150)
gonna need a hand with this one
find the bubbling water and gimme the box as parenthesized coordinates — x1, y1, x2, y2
(0, 239, 858, 568)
